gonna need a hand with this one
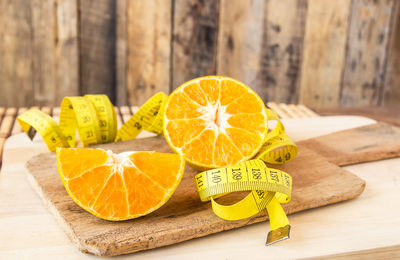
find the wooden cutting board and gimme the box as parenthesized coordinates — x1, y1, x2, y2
(25, 122, 400, 257)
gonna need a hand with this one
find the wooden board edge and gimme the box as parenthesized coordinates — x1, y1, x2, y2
(297, 122, 400, 166)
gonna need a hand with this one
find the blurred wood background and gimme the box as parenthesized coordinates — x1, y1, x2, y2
(0, 0, 399, 108)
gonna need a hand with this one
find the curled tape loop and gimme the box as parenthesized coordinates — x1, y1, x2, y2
(195, 159, 292, 243)
(17, 93, 167, 151)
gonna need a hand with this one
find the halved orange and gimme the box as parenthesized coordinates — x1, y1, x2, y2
(163, 76, 268, 169)
(56, 147, 185, 220)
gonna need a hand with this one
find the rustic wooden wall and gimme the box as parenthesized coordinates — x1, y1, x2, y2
(0, 0, 399, 108)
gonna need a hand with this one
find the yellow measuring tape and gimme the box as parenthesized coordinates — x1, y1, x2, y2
(195, 159, 292, 245)
(256, 108, 298, 164)
(17, 93, 167, 151)
(17, 92, 297, 245)
(115, 92, 167, 141)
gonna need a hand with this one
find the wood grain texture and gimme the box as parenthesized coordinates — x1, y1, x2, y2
(217, 0, 264, 92)
(299, 0, 351, 107)
(383, 1, 400, 106)
(217, 0, 307, 103)
(340, 0, 395, 107)
(31, 0, 57, 106)
(78, 0, 116, 102)
(299, 122, 400, 166)
(0, 0, 34, 107)
(172, 0, 219, 89)
(126, 0, 171, 106)
(116, 0, 128, 106)
(55, 0, 80, 103)
(0, 108, 17, 166)
(257, 0, 307, 103)
(26, 137, 366, 256)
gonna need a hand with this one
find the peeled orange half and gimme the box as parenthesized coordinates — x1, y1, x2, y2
(57, 147, 184, 220)
(163, 76, 268, 169)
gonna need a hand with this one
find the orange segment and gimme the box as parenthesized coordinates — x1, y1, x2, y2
(198, 78, 220, 105)
(225, 128, 263, 157)
(93, 173, 129, 219)
(129, 152, 184, 189)
(57, 148, 108, 179)
(165, 91, 203, 120)
(213, 133, 244, 166)
(225, 92, 264, 114)
(227, 113, 267, 134)
(165, 119, 209, 148)
(220, 78, 248, 105)
(164, 76, 267, 169)
(183, 83, 208, 106)
(67, 166, 111, 207)
(57, 148, 185, 221)
(123, 167, 166, 216)
(182, 129, 216, 167)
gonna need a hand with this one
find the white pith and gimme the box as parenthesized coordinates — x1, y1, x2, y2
(104, 150, 136, 176)
(196, 99, 232, 135)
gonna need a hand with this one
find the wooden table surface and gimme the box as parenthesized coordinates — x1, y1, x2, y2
(1, 113, 400, 259)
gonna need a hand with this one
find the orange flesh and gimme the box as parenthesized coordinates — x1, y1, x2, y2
(57, 148, 184, 220)
(164, 76, 268, 168)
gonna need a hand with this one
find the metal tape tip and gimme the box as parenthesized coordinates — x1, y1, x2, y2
(266, 225, 290, 246)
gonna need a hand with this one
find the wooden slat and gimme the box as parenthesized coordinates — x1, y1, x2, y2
(340, 0, 395, 106)
(116, 0, 128, 106)
(126, 0, 171, 105)
(0, 138, 5, 168)
(287, 104, 309, 118)
(0, 108, 5, 119)
(0, 108, 6, 157)
(279, 104, 305, 118)
(40, 107, 52, 115)
(217, 0, 264, 91)
(218, 0, 307, 103)
(0, 108, 17, 165)
(114, 107, 123, 129)
(276, 103, 297, 118)
(11, 108, 28, 134)
(0, 0, 34, 107)
(55, 0, 80, 103)
(383, 1, 400, 106)
(79, 0, 116, 102)
(131, 106, 139, 114)
(52, 107, 61, 116)
(297, 104, 320, 117)
(266, 102, 291, 118)
(0, 108, 17, 138)
(31, 0, 57, 106)
(119, 106, 132, 124)
(299, 0, 351, 107)
(172, 0, 219, 88)
(256, 0, 307, 103)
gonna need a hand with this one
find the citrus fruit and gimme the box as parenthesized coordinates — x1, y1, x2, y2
(56, 147, 185, 221)
(163, 76, 268, 169)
